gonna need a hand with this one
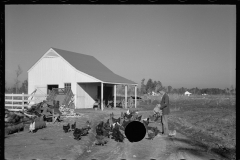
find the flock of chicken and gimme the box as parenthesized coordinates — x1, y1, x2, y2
(62, 109, 164, 146)
(62, 120, 92, 140)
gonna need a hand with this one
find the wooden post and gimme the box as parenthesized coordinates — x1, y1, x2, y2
(135, 85, 137, 108)
(22, 93, 24, 111)
(114, 85, 116, 108)
(125, 85, 127, 109)
(101, 82, 103, 111)
(12, 93, 13, 110)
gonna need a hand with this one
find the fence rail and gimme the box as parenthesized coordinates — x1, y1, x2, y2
(5, 93, 47, 111)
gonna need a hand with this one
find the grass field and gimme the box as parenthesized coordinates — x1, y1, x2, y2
(138, 94, 236, 160)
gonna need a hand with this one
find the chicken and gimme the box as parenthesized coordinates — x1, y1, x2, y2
(120, 119, 130, 131)
(136, 115, 142, 121)
(142, 118, 150, 129)
(95, 121, 111, 138)
(95, 135, 108, 146)
(126, 109, 130, 115)
(147, 131, 156, 140)
(96, 121, 104, 135)
(34, 117, 46, 131)
(71, 121, 76, 131)
(103, 119, 110, 129)
(29, 120, 35, 133)
(63, 123, 70, 133)
(111, 123, 125, 142)
(109, 113, 120, 124)
(29, 116, 46, 133)
(147, 127, 160, 140)
(121, 112, 124, 118)
(112, 117, 120, 124)
(124, 112, 133, 120)
(80, 128, 89, 136)
(73, 128, 82, 140)
(82, 120, 91, 131)
(102, 121, 111, 138)
(102, 128, 111, 138)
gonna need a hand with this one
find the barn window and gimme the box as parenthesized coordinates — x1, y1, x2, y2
(64, 83, 71, 89)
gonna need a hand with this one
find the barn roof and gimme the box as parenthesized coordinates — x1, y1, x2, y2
(52, 48, 137, 85)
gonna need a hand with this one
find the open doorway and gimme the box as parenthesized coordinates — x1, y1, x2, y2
(97, 86, 113, 106)
(47, 84, 59, 94)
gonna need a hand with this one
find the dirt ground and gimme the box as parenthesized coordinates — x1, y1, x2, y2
(5, 107, 233, 160)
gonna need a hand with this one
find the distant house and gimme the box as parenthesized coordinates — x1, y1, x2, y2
(27, 48, 138, 110)
(184, 91, 192, 96)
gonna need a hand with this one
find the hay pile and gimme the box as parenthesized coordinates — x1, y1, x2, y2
(59, 105, 82, 117)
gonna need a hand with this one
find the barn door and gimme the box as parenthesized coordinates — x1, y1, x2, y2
(77, 83, 86, 109)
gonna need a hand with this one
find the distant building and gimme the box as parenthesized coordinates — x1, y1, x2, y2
(184, 91, 192, 96)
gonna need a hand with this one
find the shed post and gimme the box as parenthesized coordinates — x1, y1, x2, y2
(114, 85, 116, 108)
(101, 82, 103, 111)
(125, 85, 127, 109)
(135, 85, 137, 108)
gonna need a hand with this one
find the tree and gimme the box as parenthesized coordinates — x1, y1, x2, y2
(140, 78, 146, 94)
(155, 81, 162, 93)
(146, 79, 153, 93)
(230, 85, 235, 95)
(153, 81, 157, 91)
(167, 86, 172, 93)
(20, 79, 28, 94)
(14, 65, 23, 94)
(226, 88, 230, 95)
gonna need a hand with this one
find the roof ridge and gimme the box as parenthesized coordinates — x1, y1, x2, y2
(51, 47, 93, 57)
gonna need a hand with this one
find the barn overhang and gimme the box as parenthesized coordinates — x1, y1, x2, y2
(75, 81, 138, 110)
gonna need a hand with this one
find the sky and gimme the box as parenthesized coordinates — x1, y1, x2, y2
(5, 5, 236, 89)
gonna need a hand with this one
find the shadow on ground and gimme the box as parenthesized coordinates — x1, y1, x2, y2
(167, 137, 236, 160)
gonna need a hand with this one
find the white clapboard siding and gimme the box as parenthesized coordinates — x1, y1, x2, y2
(28, 56, 76, 94)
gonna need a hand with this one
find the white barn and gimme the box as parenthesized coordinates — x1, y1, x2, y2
(27, 48, 138, 110)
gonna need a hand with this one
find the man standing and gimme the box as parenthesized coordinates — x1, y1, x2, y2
(159, 91, 170, 135)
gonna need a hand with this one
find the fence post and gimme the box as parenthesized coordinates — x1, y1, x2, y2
(12, 93, 13, 109)
(22, 93, 24, 111)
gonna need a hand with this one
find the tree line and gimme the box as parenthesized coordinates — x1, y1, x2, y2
(116, 78, 235, 96)
(139, 78, 235, 95)
(5, 65, 235, 96)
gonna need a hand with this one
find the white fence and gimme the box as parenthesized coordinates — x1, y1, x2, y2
(5, 93, 47, 111)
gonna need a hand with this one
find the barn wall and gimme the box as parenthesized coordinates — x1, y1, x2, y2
(76, 83, 99, 109)
(28, 56, 76, 94)
(28, 52, 101, 108)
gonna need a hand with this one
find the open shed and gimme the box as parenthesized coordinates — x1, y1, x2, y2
(27, 48, 138, 110)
